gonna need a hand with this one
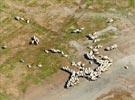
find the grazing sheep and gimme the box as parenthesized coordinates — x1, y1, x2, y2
(1, 45, 7, 49)
(30, 35, 39, 45)
(105, 44, 118, 51)
(15, 16, 21, 20)
(107, 18, 114, 23)
(37, 64, 42, 68)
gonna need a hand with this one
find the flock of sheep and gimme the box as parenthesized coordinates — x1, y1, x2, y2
(27, 24, 118, 89)
(62, 28, 118, 88)
(44, 48, 68, 58)
(1, 15, 118, 89)
(15, 16, 30, 23)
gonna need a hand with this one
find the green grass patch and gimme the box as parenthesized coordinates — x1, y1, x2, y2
(0, 92, 10, 100)
(0, 54, 19, 74)
(26, 0, 38, 7)
(18, 47, 66, 93)
(128, 0, 135, 7)
(0, 0, 9, 12)
(96, 31, 116, 44)
(85, 0, 94, 8)
(84, 0, 135, 11)
(62, 16, 107, 41)
(18, 81, 29, 93)
(30, 21, 48, 34)
(34, 50, 64, 78)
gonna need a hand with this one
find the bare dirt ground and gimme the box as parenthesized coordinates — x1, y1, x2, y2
(20, 11, 135, 100)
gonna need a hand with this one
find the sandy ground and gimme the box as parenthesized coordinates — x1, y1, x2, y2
(20, 15, 135, 100)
